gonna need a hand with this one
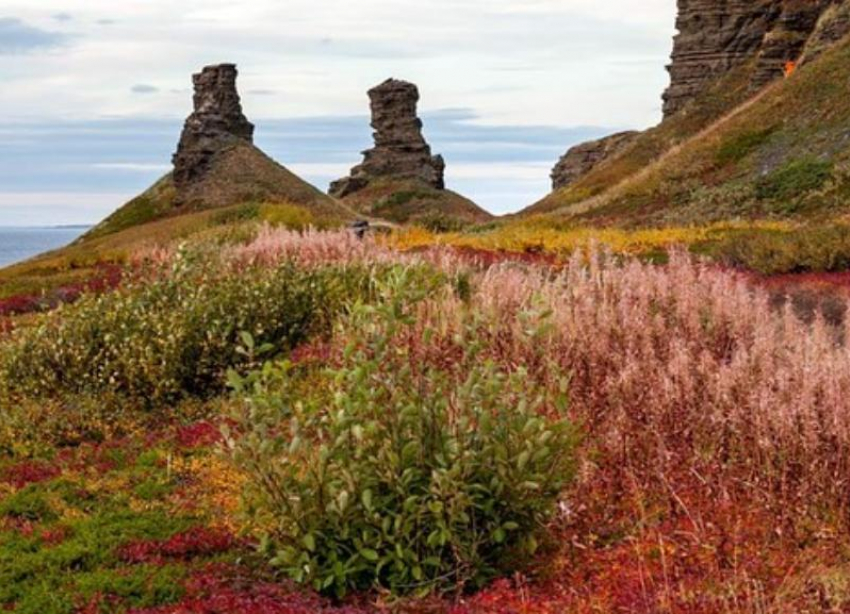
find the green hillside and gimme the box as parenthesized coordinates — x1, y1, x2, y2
(529, 37, 850, 227)
(86, 143, 352, 242)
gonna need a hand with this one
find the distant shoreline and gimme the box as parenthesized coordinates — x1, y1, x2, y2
(0, 225, 93, 230)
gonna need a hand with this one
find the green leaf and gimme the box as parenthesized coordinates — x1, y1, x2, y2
(516, 450, 530, 470)
(360, 548, 379, 562)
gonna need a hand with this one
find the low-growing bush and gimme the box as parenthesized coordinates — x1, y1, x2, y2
(755, 157, 833, 202)
(0, 248, 379, 408)
(712, 224, 850, 274)
(227, 269, 577, 598)
(418, 212, 469, 234)
(715, 128, 774, 166)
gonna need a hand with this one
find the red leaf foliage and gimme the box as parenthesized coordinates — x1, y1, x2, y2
(120, 527, 238, 565)
(1, 459, 61, 489)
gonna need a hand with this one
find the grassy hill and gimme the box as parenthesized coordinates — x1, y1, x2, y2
(86, 143, 352, 242)
(0, 142, 357, 299)
(338, 178, 493, 230)
(527, 36, 850, 228)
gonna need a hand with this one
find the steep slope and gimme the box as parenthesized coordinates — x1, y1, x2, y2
(523, 60, 761, 216)
(331, 79, 492, 227)
(524, 0, 850, 224)
(543, 35, 850, 227)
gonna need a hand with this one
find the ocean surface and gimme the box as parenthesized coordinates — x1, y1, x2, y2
(0, 227, 90, 268)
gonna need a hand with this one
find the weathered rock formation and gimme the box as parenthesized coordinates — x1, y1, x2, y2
(172, 64, 255, 192)
(551, 131, 639, 190)
(662, 0, 841, 118)
(330, 79, 445, 198)
(164, 63, 346, 218)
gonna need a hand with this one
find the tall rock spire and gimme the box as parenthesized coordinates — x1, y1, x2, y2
(330, 78, 445, 198)
(172, 64, 255, 190)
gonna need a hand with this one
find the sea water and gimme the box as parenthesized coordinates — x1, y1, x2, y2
(0, 227, 90, 268)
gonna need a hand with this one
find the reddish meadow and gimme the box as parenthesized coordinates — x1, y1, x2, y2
(2, 228, 849, 612)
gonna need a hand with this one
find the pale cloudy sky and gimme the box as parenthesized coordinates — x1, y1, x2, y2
(0, 0, 676, 225)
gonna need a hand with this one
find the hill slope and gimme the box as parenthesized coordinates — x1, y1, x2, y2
(529, 34, 850, 227)
(85, 143, 352, 242)
(338, 178, 492, 229)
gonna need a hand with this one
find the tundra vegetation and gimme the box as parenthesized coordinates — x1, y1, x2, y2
(2, 226, 850, 613)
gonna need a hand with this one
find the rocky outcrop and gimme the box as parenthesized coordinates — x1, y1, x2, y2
(330, 79, 445, 198)
(801, 2, 850, 64)
(551, 131, 638, 191)
(172, 64, 255, 192)
(662, 0, 840, 118)
(166, 63, 348, 218)
(750, 1, 829, 89)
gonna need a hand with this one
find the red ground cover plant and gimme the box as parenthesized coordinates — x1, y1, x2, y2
(1, 459, 61, 488)
(128, 564, 371, 614)
(0, 262, 123, 319)
(120, 527, 238, 565)
(175, 421, 226, 450)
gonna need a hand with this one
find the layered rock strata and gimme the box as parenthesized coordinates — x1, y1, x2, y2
(172, 64, 255, 191)
(663, 0, 840, 118)
(330, 79, 445, 198)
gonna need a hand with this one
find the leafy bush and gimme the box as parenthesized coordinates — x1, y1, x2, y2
(712, 224, 850, 274)
(0, 249, 378, 408)
(259, 203, 318, 230)
(755, 158, 833, 202)
(228, 269, 577, 598)
(210, 202, 261, 226)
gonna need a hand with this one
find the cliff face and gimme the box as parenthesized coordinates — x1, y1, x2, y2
(663, 0, 838, 118)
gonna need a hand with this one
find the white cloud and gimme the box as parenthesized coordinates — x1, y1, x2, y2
(0, 1, 678, 223)
(90, 162, 170, 172)
(0, 0, 676, 126)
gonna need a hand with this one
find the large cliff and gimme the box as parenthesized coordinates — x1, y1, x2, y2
(663, 0, 840, 118)
(535, 0, 850, 206)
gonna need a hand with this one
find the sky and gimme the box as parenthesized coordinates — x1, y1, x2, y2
(0, 0, 677, 225)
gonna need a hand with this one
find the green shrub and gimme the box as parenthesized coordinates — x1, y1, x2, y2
(0, 250, 378, 408)
(210, 203, 261, 226)
(711, 224, 850, 274)
(418, 213, 468, 234)
(228, 269, 577, 598)
(755, 158, 833, 202)
(258, 203, 318, 230)
(715, 129, 774, 166)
